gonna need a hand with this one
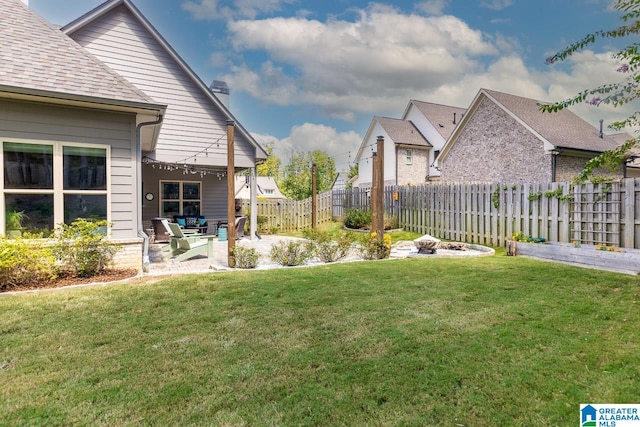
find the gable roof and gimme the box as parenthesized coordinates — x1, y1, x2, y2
(403, 100, 466, 141)
(439, 88, 623, 162)
(235, 176, 285, 199)
(0, 0, 163, 113)
(355, 116, 431, 163)
(61, 0, 266, 160)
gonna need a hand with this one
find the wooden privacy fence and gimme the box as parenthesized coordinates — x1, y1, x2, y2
(332, 178, 640, 249)
(240, 191, 333, 233)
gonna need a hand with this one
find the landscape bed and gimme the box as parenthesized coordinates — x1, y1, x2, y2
(508, 240, 640, 275)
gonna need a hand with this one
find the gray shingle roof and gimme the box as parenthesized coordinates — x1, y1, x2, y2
(408, 100, 466, 141)
(0, 0, 154, 104)
(376, 117, 431, 148)
(484, 89, 621, 153)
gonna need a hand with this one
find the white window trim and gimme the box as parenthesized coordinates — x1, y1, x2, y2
(405, 149, 413, 165)
(159, 180, 202, 217)
(1, 138, 111, 234)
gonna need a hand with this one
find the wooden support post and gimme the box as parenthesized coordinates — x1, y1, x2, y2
(226, 120, 236, 267)
(375, 135, 385, 241)
(312, 163, 317, 228)
(371, 152, 379, 235)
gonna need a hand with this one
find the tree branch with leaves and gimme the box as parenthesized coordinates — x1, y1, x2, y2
(540, 0, 639, 183)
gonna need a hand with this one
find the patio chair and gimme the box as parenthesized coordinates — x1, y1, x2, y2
(235, 216, 247, 239)
(167, 222, 208, 261)
(151, 217, 172, 243)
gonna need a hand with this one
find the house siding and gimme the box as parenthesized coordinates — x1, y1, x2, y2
(403, 106, 442, 178)
(0, 99, 139, 240)
(68, 5, 257, 169)
(141, 163, 228, 226)
(440, 97, 552, 183)
(356, 121, 397, 188)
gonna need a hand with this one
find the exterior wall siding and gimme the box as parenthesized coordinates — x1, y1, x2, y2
(440, 98, 552, 183)
(68, 5, 257, 169)
(141, 163, 228, 225)
(0, 99, 138, 240)
(404, 105, 444, 178)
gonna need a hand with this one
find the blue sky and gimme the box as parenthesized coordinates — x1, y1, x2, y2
(30, 0, 632, 172)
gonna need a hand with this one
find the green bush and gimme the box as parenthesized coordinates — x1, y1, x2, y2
(343, 209, 371, 229)
(270, 240, 314, 266)
(53, 219, 120, 278)
(0, 236, 57, 291)
(303, 229, 356, 263)
(233, 246, 260, 269)
(357, 232, 392, 260)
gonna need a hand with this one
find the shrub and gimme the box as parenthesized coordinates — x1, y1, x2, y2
(0, 236, 57, 291)
(511, 232, 547, 244)
(357, 232, 392, 260)
(270, 240, 314, 266)
(53, 219, 120, 278)
(384, 215, 399, 230)
(344, 208, 371, 229)
(303, 229, 356, 263)
(233, 246, 260, 269)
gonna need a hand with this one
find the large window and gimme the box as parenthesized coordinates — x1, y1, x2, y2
(2, 141, 109, 234)
(160, 180, 201, 218)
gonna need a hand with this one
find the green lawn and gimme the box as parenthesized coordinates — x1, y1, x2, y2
(1, 255, 639, 426)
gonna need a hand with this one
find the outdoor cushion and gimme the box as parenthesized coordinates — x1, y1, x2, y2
(186, 216, 197, 227)
(197, 216, 207, 226)
(176, 217, 186, 227)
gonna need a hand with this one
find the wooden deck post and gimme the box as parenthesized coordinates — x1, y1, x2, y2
(375, 136, 385, 241)
(312, 163, 317, 228)
(227, 120, 236, 268)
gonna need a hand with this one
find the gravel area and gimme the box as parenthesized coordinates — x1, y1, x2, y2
(146, 235, 494, 275)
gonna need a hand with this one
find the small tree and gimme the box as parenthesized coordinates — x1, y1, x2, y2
(541, 0, 639, 183)
(257, 143, 282, 179)
(279, 150, 337, 200)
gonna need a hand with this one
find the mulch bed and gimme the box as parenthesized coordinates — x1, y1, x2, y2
(2, 269, 140, 293)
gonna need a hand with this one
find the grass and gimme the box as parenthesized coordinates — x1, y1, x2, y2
(282, 221, 422, 244)
(1, 255, 639, 425)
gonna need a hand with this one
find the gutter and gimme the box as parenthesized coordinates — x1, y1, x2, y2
(136, 114, 164, 272)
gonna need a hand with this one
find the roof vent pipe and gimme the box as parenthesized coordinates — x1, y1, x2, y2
(599, 119, 604, 139)
(453, 112, 456, 124)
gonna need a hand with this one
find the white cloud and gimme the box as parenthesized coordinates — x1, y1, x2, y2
(224, 6, 499, 119)
(480, 0, 513, 11)
(253, 124, 363, 172)
(182, 0, 294, 20)
(414, 0, 448, 15)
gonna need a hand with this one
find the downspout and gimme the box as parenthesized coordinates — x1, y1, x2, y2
(136, 114, 164, 272)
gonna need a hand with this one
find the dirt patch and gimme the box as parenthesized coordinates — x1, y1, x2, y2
(2, 269, 140, 294)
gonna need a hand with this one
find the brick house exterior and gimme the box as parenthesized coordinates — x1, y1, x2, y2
(437, 89, 631, 183)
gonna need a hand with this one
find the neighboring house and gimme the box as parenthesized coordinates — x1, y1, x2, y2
(354, 117, 431, 188)
(235, 176, 285, 200)
(0, 0, 266, 270)
(331, 173, 347, 191)
(401, 100, 466, 180)
(353, 100, 465, 188)
(437, 88, 634, 183)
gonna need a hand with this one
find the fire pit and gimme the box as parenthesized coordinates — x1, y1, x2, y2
(413, 234, 440, 254)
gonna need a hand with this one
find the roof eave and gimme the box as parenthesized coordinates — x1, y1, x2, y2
(61, 0, 267, 160)
(0, 84, 167, 115)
